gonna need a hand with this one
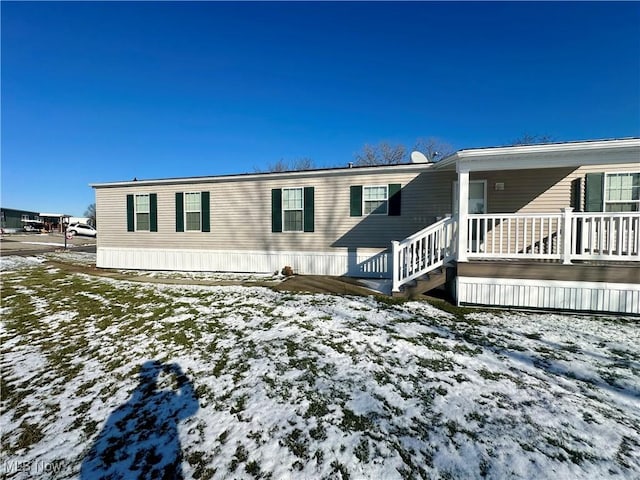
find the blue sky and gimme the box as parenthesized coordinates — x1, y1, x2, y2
(2, 1, 639, 216)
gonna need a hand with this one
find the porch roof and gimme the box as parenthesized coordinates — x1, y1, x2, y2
(434, 138, 640, 173)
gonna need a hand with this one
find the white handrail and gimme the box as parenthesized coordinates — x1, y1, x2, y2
(391, 216, 456, 292)
(467, 211, 640, 262)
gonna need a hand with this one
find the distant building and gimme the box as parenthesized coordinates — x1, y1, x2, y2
(39, 213, 72, 233)
(0, 208, 42, 232)
(0, 208, 72, 233)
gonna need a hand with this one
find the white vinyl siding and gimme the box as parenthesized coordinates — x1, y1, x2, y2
(363, 186, 388, 215)
(282, 188, 303, 232)
(604, 172, 640, 212)
(184, 192, 202, 231)
(135, 194, 150, 231)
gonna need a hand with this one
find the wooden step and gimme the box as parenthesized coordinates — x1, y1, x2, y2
(393, 265, 456, 298)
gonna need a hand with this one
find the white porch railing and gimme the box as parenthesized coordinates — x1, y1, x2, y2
(391, 216, 456, 292)
(392, 210, 639, 294)
(467, 212, 564, 260)
(571, 212, 640, 260)
(467, 210, 640, 262)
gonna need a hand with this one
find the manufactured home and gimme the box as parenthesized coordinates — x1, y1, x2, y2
(92, 138, 640, 314)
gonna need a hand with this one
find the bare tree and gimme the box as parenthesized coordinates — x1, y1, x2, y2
(353, 137, 454, 166)
(84, 203, 96, 226)
(510, 134, 556, 146)
(353, 142, 407, 166)
(254, 157, 317, 173)
(413, 137, 454, 162)
(291, 157, 315, 171)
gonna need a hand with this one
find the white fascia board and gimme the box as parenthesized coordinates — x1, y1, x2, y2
(90, 163, 433, 189)
(436, 138, 640, 173)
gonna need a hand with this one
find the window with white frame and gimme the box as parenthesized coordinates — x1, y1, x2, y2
(605, 173, 640, 212)
(363, 186, 388, 215)
(282, 188, 303, 231)
(184, 192, 202, 231)
(135, 194, 150, 231)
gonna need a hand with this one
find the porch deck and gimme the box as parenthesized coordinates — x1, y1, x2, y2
(457, 258, 639, 284)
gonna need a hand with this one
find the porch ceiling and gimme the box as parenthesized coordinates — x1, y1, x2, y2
(435, 138, 640, 173)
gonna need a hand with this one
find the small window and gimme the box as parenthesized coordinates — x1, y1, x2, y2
(605, 173, 640, 212)
(363, 186, 388, 215)
(282, 188, 303, 232)
(184, 192, 202, 231)
(135, 194, 150, 231)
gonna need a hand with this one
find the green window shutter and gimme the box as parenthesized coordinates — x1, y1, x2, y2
(303, 187, 314, 232)
(175, 192, 184, 232)
(271, 189, 282, 233)
(126, 194, 134, 232)
(149, 193, 158, 232)
(570, 179, 582, 212)
(585, 173, 604, 212)
(350, 185, 363, 217)
(201, 191, 210, 232)
(388, 183, 402, 216)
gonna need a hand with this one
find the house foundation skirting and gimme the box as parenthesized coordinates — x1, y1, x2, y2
(456, 276, 640, 315)
(97, 247, 390, 278)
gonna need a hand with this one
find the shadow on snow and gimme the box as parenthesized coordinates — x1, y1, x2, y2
(81, 360, 199, 479)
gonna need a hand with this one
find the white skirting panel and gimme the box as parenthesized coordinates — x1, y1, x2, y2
(457, 276, 640, 315)
(97, 247, 390, 278)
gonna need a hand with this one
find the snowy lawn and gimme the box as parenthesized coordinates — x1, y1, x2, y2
(1, 256, 638, 479)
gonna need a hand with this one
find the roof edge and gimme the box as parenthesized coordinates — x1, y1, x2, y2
(435, 137, 640, 170)
(90, 162, 434, 188)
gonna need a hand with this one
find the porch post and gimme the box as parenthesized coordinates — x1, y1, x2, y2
(391, 240, 401, 293)
(562, 207, 573, 265)
(457, 169, 469, 262)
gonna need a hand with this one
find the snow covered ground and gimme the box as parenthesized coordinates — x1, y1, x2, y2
(1, 256, 638, 479)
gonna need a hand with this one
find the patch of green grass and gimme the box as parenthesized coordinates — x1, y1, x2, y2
(341, 408, 374, 432)
(212, 352, 229, 377)
(217, 430, 229, 444)
(524, 332, 542, 340)
(304, 398, 330, 419)
(15, 420, 45, 451)
(445, 419, 478, 442)
(615, 435, 639, 469)
(544, 435, 595, 465)
(452, 373, 471, 383)
(354, 437, 370, 463)
(416, 356, 455, 372)
(563, 343, 580, 353)
(230, 394, 248, 415)
(329, 460, 350, 480)
(453, 344, 483, 356)
(466, 411, 488, 425)
(309, 423, 327, 441)
(186, 451, 216, 480)
(281, 428, 309, 460)
(229, 444, 249, 472)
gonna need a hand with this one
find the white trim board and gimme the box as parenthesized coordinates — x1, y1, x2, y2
(456, 276, 640, 315)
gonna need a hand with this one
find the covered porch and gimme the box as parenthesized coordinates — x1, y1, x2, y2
(391, 139, 640, 314)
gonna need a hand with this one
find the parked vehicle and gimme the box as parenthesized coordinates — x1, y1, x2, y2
(23, 223, 44, 232)
(67, 223, 97, 237)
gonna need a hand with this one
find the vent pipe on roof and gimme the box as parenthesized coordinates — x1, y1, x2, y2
(348, 162, 354, 168)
